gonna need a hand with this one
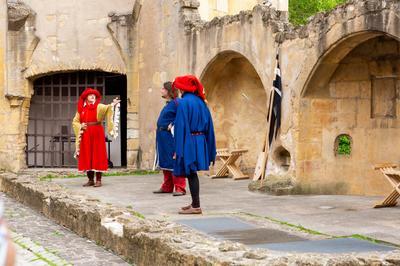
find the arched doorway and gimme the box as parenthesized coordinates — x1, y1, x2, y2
(26, 71, 127, 168)
(201, 51, 267, 170)
(299, 34, 400, 195)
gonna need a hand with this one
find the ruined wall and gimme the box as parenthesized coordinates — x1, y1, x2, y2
(135, 1, 186, 168)
(0, 2, 20, 171)
(299, 36, 400, 195)
(279, 0, 400, 195)
(202, 52, 267, 170)
(21, 0, 134, 77)
(198, 0, 261, 20)
(189, 7, 286, 172)
(2, 0, 138, 171)
(137, 2, 287, 171)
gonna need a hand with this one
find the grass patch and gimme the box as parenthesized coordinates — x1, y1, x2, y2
(13, 235, 71, 266)
(128, 210, 145, 219)
(103, 170, 159, 177)
(39, 170, 160, 181)
(240, 212, 399, 247)
(337, 234, 400, 248)
(240, 212, 327, 236)
(52, 230, 65, 237)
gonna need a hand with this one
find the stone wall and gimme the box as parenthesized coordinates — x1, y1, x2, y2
(3, 0, 400, 196)
(134, 1, 186, 169)
(182, 5, 287, 173)
(1, 0, 140, 171)
(298, 36, 400, 195)
(280, 0, 400, 195)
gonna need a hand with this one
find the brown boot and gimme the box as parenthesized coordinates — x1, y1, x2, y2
(83, 171, 95, 187)
(94, 172, 102, 187)
(83, 180, 95, 187)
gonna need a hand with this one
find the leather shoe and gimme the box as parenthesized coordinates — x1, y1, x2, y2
(94, 181, 102, 187)
(173, 191, 186, 196)
(178, 207, 202, 214)
(181, 204, 191, 210)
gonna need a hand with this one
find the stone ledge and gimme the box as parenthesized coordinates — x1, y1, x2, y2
(1, 173, 400, 265)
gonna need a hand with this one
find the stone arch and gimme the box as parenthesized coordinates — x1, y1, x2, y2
(297, 31, 400, 196)
(296, 3, 400, 98)
(201, 50, 268, 170)
(301, 31, 399, 97)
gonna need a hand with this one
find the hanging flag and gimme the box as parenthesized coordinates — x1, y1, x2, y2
(268, 53, 282, 146)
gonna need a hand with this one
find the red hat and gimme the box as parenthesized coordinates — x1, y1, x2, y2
(77, 88, 102, 114)
(172, 75, 206, 101)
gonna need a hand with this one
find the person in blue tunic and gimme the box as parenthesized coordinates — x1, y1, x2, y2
(153, 82, 186, 196)
(172, 75, 216, 214)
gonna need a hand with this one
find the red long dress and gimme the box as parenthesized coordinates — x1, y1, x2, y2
(78, 103, 108, 172)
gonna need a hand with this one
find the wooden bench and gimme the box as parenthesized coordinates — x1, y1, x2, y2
(211, 148, 249, 180)
(374, 163, 400, 208)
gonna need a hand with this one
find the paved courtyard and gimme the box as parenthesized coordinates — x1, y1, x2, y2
(1, 193, 130, 266)
(53, 173, 400, 246)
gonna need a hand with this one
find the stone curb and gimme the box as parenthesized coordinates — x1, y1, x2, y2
(2, 173, 400, 265)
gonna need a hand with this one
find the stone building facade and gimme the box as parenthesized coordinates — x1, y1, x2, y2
(0, 0, 398, 196)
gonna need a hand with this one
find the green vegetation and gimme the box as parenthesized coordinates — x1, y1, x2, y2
(337, 135, 351, 155)
(241, 212, 329, 236)
(103, 170, 159, 177)
(289, 0, 347, 25)
(13, 235, 71, 266)
(339, 234, 400, 248)
(52, 230, 65, 237)
(39, 170, 159, 181)
(240, 212, 399, 247)
(128, 210, 145, 219)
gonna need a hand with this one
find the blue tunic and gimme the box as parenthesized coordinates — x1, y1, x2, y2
(156, 100, 178, 170)
(173, 93, 216, 176)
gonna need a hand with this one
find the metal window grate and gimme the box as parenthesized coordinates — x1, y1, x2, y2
(26, 72, 106, 167)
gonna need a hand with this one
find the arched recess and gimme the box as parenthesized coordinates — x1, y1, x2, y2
(298, 31, 400, 196)
(201, 51, 267, 169)
(302, 31, 398, 97)
(26, 71, 128, 168)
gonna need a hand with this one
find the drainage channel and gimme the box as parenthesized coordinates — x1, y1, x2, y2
(177, 217, 396, 253)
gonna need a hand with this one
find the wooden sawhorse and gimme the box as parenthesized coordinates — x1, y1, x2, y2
(211, 148, 249, 180)
(374, 163, 400, 208)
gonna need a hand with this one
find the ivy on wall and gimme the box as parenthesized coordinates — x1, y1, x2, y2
(289, 0, 347, 25)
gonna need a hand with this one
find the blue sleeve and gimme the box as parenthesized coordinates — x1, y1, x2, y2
(174, 103, 185, 159)
(206, 108, 216, 164)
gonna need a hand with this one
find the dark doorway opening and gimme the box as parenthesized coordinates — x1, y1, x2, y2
(26, 71, 127, 168)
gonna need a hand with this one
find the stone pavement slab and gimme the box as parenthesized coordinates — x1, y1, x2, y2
(1, 193, 131, 266)
(53, 174, 400, 245)
(253, 238, 395, 253)
(178, 217, 307, 245)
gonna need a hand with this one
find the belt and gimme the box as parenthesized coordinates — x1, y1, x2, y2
(86, 122, 101, 126)
(191, 131, 204, 136)
(157, 127, 170, 132)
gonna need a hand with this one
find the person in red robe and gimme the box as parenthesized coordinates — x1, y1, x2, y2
(72, 88, 120, 187)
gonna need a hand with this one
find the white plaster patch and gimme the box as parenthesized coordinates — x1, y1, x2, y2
(101, 217, 123, 237)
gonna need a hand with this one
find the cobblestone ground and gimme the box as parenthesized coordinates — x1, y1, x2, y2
(0, 193, 131, 266)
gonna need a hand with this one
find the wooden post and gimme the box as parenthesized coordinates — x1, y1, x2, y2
(253, 87, 275, 181)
